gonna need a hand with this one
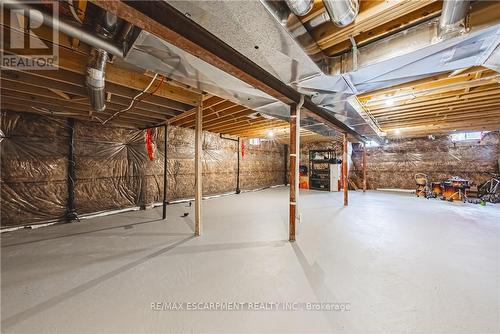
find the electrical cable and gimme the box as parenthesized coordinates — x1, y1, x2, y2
(67, 0, 83, 24)
(102, 73, 160, 125)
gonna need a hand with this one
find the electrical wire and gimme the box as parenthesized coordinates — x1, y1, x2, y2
(67, 0, 83, 24)
(102, 73, 160, 125)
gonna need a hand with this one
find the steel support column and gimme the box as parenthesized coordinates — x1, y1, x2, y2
(363, 143, 367, 192)
(162, 124, 168, 220)
(66, 118, 78, 222)
(343, 133, 348, 206)
(194, 98, 203, 236)
(289, 98, 302, 241)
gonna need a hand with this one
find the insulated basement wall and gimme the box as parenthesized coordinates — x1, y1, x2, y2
(351, 131, 500, 189)
(240, 140, 286, 189)
(0, 111, 286, 227)
(0, 112, 69, 225)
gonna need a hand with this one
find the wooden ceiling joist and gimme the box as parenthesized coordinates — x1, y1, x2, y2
(354, 64, 500, 138)
(2, 26, 200, 107)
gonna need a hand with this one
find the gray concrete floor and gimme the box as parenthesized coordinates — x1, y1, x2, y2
(1, 188, 499, 333)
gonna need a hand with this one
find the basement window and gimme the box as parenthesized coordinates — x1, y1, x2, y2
(450, 131, 485, 142)
(365, 140, 379, 148)
(249, 138, 261, 146)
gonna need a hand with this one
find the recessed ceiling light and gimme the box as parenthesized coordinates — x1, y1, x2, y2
(385, 98, 395, 106)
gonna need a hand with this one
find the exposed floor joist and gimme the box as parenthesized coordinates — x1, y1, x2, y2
(356, 67, 500, 137)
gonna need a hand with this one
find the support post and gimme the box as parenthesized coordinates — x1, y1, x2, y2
(283, 144, 288, 185)
(363, 143, 367, 192)
(343, 133, 348, 206)
(162, 124, 168, 220)
(194, 98, 203, 236)
(289, 98, 302, 241)
(66, 118, 77, 222)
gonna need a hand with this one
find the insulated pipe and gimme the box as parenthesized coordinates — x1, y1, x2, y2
(285, 0, 314, 17)
(438, 0, 470, 38)
(322, 0, 359, 27)
(2, 0, 124, 58)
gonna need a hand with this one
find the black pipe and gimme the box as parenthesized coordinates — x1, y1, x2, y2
(220, 133, 238, 142)
(66, 118, 78, 222)
(162, 124, 168, 220)
(219, 134, 240, 194)
(139, 123, 167, 130)
(236, 138, 241, 194)
(284, 144, 288, 185)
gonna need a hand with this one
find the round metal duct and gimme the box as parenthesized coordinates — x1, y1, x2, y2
(285, 0, 314, 16)
(322, 0, 359, 27)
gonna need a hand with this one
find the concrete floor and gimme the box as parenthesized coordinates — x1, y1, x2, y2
(1, 188, 499, 333)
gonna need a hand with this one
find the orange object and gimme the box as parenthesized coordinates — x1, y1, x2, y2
(299, 176, 309, 189)
(145, 128, 154, 161)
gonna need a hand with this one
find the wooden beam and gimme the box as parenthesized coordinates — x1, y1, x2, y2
(90, 0, 361, 138)
(194, 97, 203, 236)
(343, 133, 348, 206)
(48, 88, 71, 100)
(311, 0, 437, 52)
(322, 1, 442, 56)
(1, 69, 183, 115)
(381, 109, 500, 128)
(1, 104, 144, 128)
(1, 97, 154, 126)
(167, 96, 225, 125)
(1, 89, 168, 122)
(385, 120, 500, 138)
(183, 105, 249, 129)
(289, 103, 298, 242)
(1, 29, 200, 106)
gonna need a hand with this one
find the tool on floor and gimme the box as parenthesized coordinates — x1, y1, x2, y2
(181, 201, 192, 217)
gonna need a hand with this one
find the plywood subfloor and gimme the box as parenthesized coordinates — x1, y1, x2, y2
(1, 188, 499, 333)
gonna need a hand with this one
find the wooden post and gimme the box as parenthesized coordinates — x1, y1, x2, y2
(194, 98, 203, 236)
(363, 143, 367, 192)
(343, 133, 348, 206)
(289, 103, 299, 242)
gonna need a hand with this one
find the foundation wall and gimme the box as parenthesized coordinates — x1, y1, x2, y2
(351, 132, 500, 189)
(298, 132, 499, 190)
(0, 111, 285, 227)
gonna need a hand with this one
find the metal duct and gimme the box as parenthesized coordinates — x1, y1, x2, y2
(86, 12, 124, 112)
(2, 0, 123, 57)
(322, 0, 359, 27)
(285, 0, 314, 16)
(438, 0, 471, 39)
(86, 49, 108, 112)
(304, 11, 330, 30)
